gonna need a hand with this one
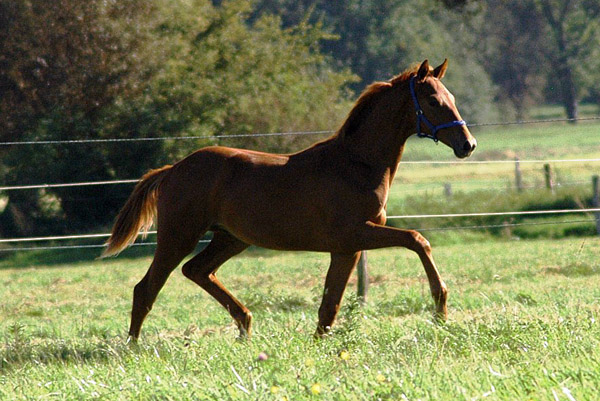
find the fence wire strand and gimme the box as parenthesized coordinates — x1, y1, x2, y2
(1, 161, 600, 192)
(1, 208, 597, 246)
(0, 219, 595, 253)
(1, 116, 600, 147)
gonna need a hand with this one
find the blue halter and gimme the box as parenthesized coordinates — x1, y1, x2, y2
(409, 76, 466, 142)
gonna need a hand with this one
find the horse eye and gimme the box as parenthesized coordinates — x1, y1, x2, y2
(428, 98, 440, 107)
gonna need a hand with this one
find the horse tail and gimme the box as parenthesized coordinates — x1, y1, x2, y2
(102, 165, 172, 258)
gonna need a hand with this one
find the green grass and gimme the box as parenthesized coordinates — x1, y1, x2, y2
(1, 237, 600, 400)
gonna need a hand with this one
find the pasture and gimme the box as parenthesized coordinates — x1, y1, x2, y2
(1, 120, 600, 400)
(1, 238, 600, 400)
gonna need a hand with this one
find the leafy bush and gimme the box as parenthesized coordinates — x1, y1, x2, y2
(0, 0, 354, 236)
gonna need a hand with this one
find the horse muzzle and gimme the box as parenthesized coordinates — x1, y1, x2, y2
(454, 137, 477, 158)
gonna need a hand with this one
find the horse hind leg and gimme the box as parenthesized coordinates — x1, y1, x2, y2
(181, 231, 251, 338)
(128, 216, 206, 340)
(129, 244, 193, 340)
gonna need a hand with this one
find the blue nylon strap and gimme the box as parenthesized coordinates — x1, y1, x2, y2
(409, 76, 466, 142)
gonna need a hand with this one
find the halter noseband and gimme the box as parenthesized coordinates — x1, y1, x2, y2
(409, 76, 466, 142)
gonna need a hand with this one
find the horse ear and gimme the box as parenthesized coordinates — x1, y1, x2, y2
(416, 59, 430, 81)
(433, 58, 448, 79)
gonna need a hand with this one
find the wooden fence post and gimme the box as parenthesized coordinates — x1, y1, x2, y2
(544, 164, 555, 193)
(593, 175, 600, 236)
(515, 157, 523, 192)
(357, 250, 368, 303)
(444, 183, 452, 197)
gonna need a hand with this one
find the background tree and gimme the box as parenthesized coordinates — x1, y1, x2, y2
(151, 0, 354, 157)
(0, 0, 353, 236)
(252, 0, 499, 123)
(0, 0, 159, 236)
(2, 0, 600, 238)
(535, 0, 600, 120)
(476, 0, 547, 120)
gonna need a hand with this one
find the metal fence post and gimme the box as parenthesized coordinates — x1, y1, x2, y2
(515, 157, 523, 192)
(593, 175, 600, 236)
(544, 164, 555, 193)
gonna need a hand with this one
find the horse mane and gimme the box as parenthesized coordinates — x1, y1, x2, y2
(336, 63, 428, 139)
(336, 82, 392, 138)
(390, 63, 424, 84)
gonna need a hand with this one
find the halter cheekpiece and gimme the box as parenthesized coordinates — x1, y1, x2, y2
(409, 76, 466, 142)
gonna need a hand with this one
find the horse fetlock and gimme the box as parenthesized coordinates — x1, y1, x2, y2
(236, 311, 252, 338)
(432, 283, 448, 321)
(126, 334, 140, 345)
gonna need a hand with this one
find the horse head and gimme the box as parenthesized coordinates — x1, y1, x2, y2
(410, 59, 477, 158)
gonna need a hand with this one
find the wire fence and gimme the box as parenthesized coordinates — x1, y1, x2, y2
(1, 159, 599, 192)
(1, 116, 600, 147)
(0, 217, 596, 253)
(0, 209, 598, 253)
(1, 115, 600, 253)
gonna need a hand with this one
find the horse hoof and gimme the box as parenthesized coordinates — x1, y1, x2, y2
(433, 309, 448, 324)
(126, 335, 140, 347)
(236, 328, 251, 341)
(313, 326, 331, 339)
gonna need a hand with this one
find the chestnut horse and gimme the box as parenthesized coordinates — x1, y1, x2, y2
(103, 59, 476, 340)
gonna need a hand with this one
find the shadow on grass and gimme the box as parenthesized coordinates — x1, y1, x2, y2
(0, 236, 293, 270)
(0, 326, 193, 373)
(0, 337, 127, 372)
(244, 292, 312, 312)
(0, 242, 157, 270)
(375, 296, 432, 318)
(543, 263, 600, 277)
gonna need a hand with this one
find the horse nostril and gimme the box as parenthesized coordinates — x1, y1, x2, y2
(463, 141, 474, 153)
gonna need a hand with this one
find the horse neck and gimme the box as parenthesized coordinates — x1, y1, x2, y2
(341, 81, 413, 175)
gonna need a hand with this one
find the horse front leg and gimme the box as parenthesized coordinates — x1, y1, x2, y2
(315, 252, 361, 337)
(352, 222, 448, 321)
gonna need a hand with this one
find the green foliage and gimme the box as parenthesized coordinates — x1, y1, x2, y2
(2, 0, 599, 239)
(150, 0, 354, 156)
(0, 0, 354, 236)
(387, 185, 596, 243)
(255, 0, 500, 122)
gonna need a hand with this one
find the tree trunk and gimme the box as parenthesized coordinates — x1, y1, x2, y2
(558, 63, 578, 122)
(538, 0, 579, 122)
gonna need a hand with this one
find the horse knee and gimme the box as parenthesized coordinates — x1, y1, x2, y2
(407, 230, 431, 253)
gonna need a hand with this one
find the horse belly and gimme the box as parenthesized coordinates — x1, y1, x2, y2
(218, 183, 382, 253)
(216, 173, 341, 251)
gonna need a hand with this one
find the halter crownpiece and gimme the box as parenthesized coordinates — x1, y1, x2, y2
(409, 76, 466, 142)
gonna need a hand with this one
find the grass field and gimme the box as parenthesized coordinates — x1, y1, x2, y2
(1, 237, 599, 400)
(396, 120, 600, 197)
